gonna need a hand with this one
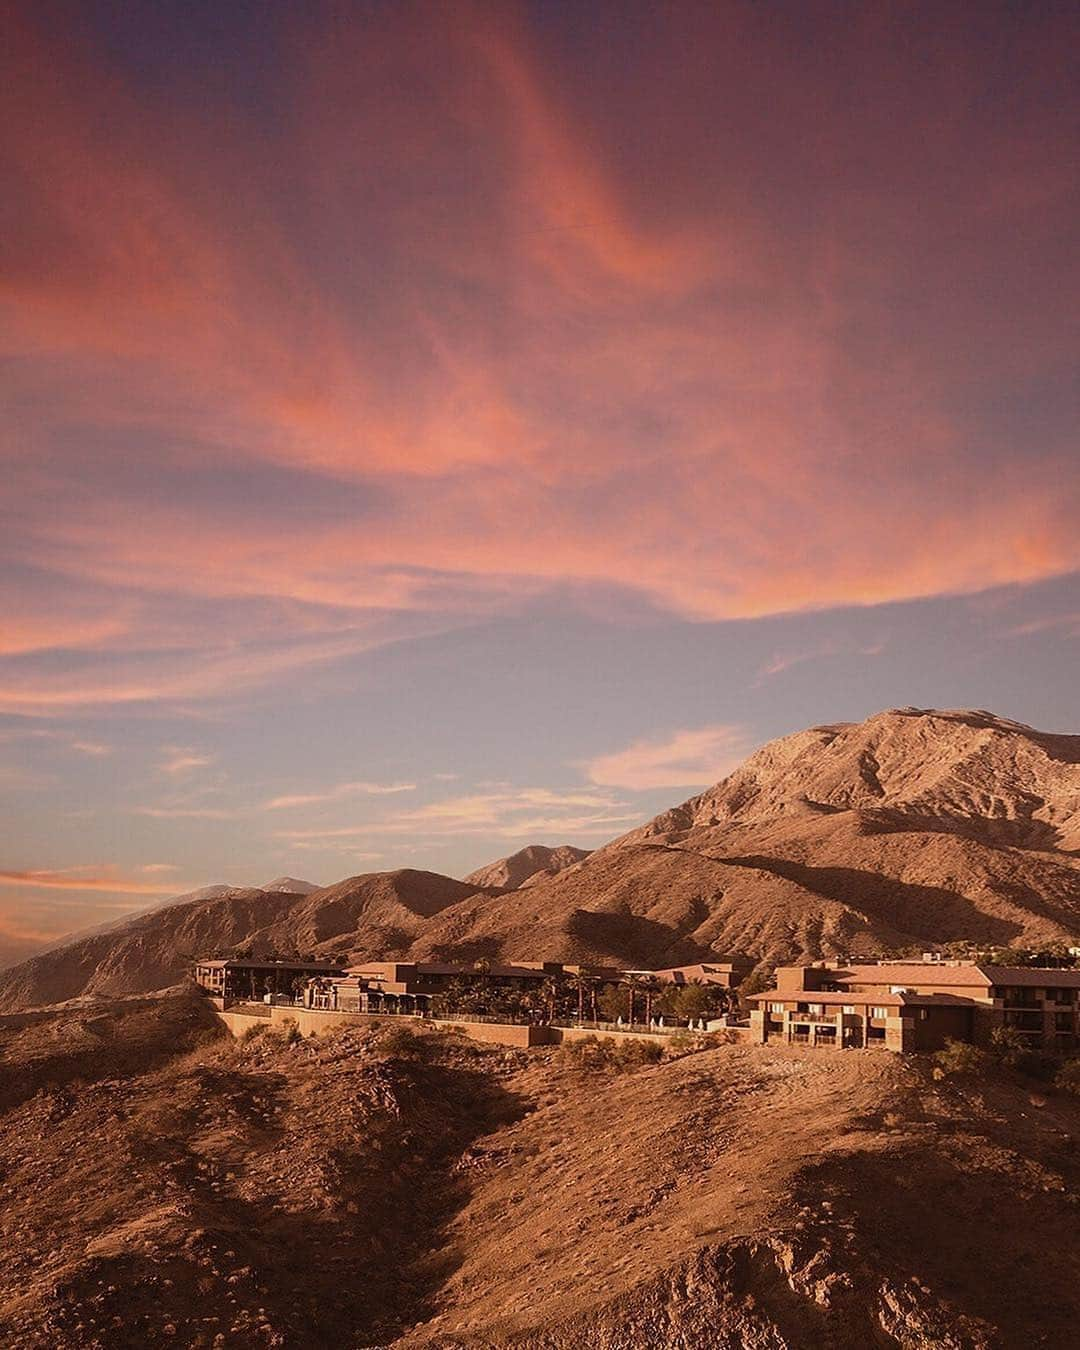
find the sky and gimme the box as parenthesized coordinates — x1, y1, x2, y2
(2, 0, 1078, 963)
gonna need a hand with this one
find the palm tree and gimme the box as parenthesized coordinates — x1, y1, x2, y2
(571, 967, 600, 1023)
(539, 976, 562, 1024)
(622, 973, 646, 1026)
(639, 975, 662, 1025)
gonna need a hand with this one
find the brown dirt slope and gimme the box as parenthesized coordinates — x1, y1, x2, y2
(3, 995, 1080, 1347)
(463, 845, 592, 892)
(417, 709, 1080, 970)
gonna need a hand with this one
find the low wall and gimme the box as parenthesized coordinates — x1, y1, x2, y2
(214, 1005, 549, 1048)
(212, 1005, 734, 1051)
(547, 1024, 674, 1049)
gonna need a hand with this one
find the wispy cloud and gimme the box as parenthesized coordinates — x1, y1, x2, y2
(0, 868, 183, 895)
(283, 841, 384, 859)
(159, 746, 215, 776)
(756, 640, 886, 683)
(70, 739, 113, 756)
(999, 612, 1080, 639)
(280, 788, 639, 842)
(134, 805, 240, 820)
(585, 725, 753, 791)
(263, 781, 417, 811)
(1, 3, 1077, 719)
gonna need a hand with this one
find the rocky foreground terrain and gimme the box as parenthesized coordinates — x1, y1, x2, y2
(1, 989, 1079, 1348)
(3, 707, 1080, 1013)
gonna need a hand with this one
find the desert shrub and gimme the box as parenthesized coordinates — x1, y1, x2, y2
(611, 1038, 663, 1071)
(1013, 1050, 1057, 1081)
(375, 1023, 425, 1059)
(557, 1034, 612, 1072)
(932, 1038, 988, 1077)
(283, 1021, 303, 1047)
(558, 1034, 663, 1073)
(989, 1025, 1027, 1066)
(989, 1026, 1056, 1080)
(665, 1031, 697, 1055)
(1056, 1059, 1080, 1095)
(239, 1023, 266, 1044)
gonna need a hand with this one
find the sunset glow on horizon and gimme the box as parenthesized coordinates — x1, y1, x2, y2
(2, 0, 1078, 960)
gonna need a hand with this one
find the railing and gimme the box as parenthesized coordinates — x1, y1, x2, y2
(550, 1019, 683, 1036)
(225, 1002, 273, 1018)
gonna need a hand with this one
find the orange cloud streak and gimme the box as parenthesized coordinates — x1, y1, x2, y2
(2, 3, 1077, 711)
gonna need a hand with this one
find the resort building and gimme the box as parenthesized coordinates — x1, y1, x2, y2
(192, 957, 347, 1003)
(748, 960, 1080, 1053)
(306, 960, 622, 1015)
(649, 958, 754, 990)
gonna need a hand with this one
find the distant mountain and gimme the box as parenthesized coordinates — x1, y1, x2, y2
(27, 879, 320, 964)
(3, 709, 1080, 1011)
(260, 877, 320, 895)
(0, 871, 497, 1012)
(463, 844, 591, 891)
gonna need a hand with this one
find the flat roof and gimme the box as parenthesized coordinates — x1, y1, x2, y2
(196, 958, 344, 971)
(836, 963, 1080, 989)
(749, 989, 977, 1008)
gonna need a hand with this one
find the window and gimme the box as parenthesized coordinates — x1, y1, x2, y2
(769, 1002, 785, 1014)
(871, 1007, 890, 1020)
(1056, 1013, 1073, 1031)
(808, 1003, 824, 1015)
(842, 1005, 856, 1015)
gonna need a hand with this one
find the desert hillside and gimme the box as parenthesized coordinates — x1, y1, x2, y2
(413, 708, 1080, 970)
(2, 991, 1079, 1347)
(463, 843, 591, 891)
(3, 708, 1080, 1011)
(0, 871, 497, 1013)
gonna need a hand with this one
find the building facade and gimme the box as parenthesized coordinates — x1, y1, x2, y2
(748, 960, 1080, 1053)
(192, 958, 347, 1004)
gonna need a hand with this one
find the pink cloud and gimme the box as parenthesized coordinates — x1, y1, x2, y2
(1, 3, 1077, 712)
(585, 725, 753, 792)
(0, 868, 183, 895)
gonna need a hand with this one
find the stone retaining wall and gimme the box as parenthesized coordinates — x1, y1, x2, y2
(214, 1005, 549, 1047)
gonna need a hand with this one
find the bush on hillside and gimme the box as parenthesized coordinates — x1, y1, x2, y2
(990, 1026, 1056, 1080)
(1055, 1059, 1080, 1095)
(933, 1038, 988, 1078)
(375, 1023, 426, 1059)
(558, 1034, 662, 1074)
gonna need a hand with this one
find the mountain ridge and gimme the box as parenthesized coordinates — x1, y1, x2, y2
(2, 707, 1079, 1011)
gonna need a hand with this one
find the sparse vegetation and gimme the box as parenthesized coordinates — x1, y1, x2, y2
(375, 1022, 426, 1058)
(932, 1038, 988, 1077)
(557, 1034, 663, 1074)
(1056, 1059, 1080, 1095)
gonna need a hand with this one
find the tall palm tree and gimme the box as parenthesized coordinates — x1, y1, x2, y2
(639, 975, 662, 1025)
(571, 967, 600, 1023)
(622, 973, 646, 1026)
(539, 976, 562, 1024)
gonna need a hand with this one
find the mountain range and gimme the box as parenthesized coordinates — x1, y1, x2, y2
(3, 707, 1079, 1012)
